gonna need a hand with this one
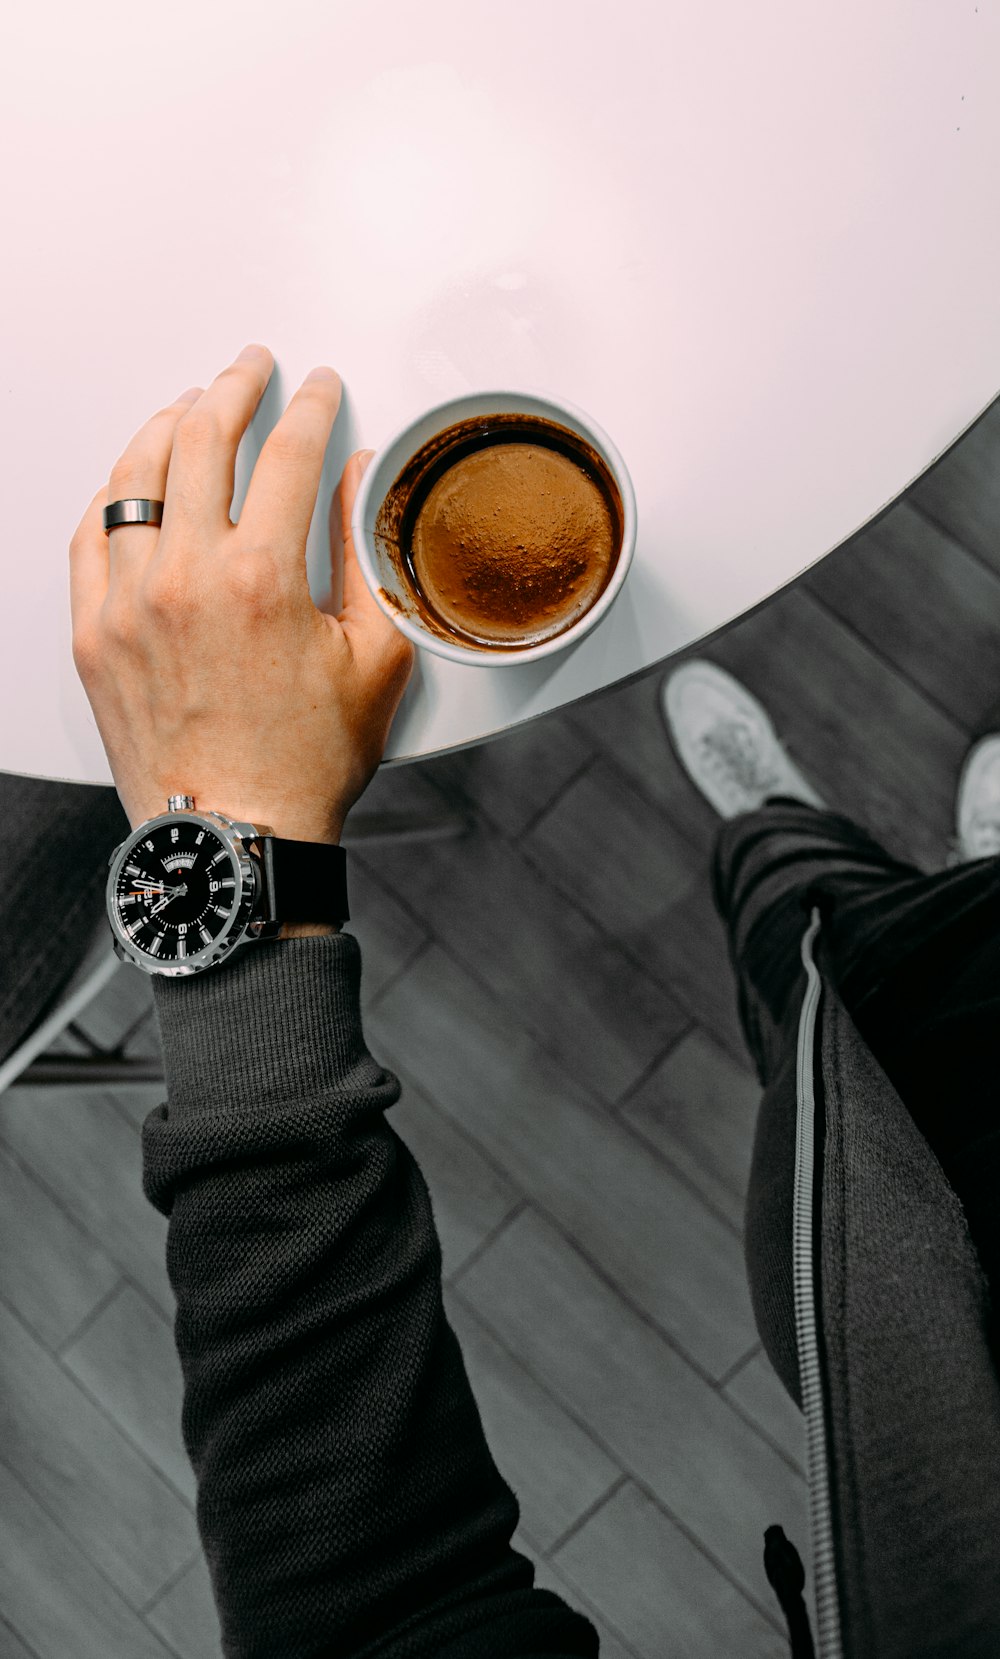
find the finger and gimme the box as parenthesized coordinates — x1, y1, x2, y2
(337, 448, 416, 676)
(339, 451, 402, 626)
(105, 384, 204, 584)
(160, 343, 274, 547)
(69, 484, 113, 650)
(236, 364, 343, 560)
(72, 383, 203, 644)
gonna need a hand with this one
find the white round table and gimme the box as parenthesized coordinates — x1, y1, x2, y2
(3, 0, 999, 782)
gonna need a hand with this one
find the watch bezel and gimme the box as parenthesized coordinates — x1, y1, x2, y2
(106, 810, 259, 977)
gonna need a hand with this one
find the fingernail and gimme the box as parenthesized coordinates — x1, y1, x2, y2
(237, 343, 269, 360)
(305, 364, 340, 383)
(357, 448, 376, 471)
(177, 385, 203, 402)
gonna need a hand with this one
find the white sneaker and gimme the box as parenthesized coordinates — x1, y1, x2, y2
(661, 659, 826, 818)
(952, 735, 1000, 863)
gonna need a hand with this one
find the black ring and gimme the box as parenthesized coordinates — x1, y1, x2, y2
(102, 498, 165, 535)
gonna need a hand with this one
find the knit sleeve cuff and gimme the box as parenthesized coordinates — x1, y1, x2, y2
(150, 931, 388, 1119)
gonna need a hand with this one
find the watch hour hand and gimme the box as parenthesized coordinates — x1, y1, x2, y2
(149, 885, 187, 916)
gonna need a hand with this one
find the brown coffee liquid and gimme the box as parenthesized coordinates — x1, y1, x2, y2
(374, 414, 624, 651)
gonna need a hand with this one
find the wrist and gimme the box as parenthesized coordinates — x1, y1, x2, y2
(277, 922, 341, 939)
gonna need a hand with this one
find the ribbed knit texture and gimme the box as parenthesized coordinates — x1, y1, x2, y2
(144, 934, 597, 1659)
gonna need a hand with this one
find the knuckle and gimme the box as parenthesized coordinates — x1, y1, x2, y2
(393, 639, 416, 683)
(385, 624, 415, 673)
(173, 405, 226, 452)
(222, 546, 285, 611)
(367, 627, 415, 697)
(108, 451, 157, 495)
(101, 594, 138, 647)
(143, 566, 192, 618)
(71, 626, 100, 676)
(216, 360, 256, 387)
(262, 422, 312, 468)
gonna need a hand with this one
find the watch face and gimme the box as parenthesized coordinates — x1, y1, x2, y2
(110, 817, 244, 966)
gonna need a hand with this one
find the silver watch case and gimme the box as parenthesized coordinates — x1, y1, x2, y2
(105, 809, 276, 978)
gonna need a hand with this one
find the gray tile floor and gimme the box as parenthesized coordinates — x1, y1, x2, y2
(2, 397, 999, 1657)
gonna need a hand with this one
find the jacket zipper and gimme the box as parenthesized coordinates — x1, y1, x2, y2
(793, 909, 843, 1659)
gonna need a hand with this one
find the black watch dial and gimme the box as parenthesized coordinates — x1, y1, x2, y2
(112, 819, 243, 963)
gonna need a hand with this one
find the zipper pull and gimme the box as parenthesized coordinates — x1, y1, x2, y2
(764, 1525, 816, 1658)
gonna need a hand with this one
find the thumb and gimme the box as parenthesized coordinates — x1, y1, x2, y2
(337, 449, 408, 655)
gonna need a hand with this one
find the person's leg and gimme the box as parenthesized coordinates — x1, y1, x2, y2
(663, 660, 1000, 1300)
(711, 794, 924, 1080)
(0, 772, 130, 1066)
(661, 658, 927, 1080)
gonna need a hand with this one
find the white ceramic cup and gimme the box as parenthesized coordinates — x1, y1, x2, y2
(350, 388, 637, 666)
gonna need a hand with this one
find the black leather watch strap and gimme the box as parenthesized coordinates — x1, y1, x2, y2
(258, 837, 350, 925)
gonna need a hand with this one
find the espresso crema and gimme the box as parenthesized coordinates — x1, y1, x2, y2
(374, 414, 624, 650)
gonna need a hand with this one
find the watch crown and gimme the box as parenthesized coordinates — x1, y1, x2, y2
(167, 794, 195, 812)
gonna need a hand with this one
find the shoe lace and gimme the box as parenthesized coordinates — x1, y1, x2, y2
(696, 718, 782, 798)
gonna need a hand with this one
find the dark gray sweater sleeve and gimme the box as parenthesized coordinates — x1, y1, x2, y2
(141, 932, 598, 1659)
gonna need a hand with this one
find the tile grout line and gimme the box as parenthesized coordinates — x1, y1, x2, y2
(448, 1199, 794, 1456)
(361, 931, 436, 1014)
(713, 1343, 764, 1392)
(363, 849, 718, 1098)
(390, 1074, 535, 1208)
(449, 1277, 790, 1640)
(446, 1199, 529, 1290)
(0, 1609, 44, 1659)
(906, 495, 1000, 595)
(0, 1449, 182, 1651)
(0, 1289, 196, 1518)
(385, 1045, 749, 1386)
(530, 1555, 646, 1659)
(516, 835, 749, 1067)
(801, 585, 976, 743)
(542, 1470, 630, 1560)
(139, 1546, 206, 1618)
(55, 1279, 128, 1361)
(513, 750, 600, 845)
(612, 1019, 697, 1109)
(0, 1125, 175, 1322)
(610, 1108, 746, 1242)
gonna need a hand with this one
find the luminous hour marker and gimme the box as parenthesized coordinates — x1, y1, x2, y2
(213, 904, 229, 917)
(125, 863, 139, 876)
(199, 927, 212, 945)
(148, 936, 162, 957)
(211, 850, 227, 866)
(177, 938, 187, 959)
(220, 878, 235, 889)
(122, 894, 138, 906)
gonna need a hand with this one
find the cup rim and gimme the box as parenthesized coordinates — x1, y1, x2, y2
(350, 387, 637, 667)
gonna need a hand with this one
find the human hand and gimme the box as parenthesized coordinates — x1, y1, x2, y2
(69, 343, 414, 847)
